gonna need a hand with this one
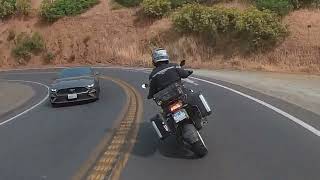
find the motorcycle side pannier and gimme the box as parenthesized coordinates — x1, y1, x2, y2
(189, 92, 212, 118)
(150, 114, 171, 140)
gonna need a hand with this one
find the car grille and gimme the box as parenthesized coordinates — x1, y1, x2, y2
(53, 93, 93, 103)
(57, 87, 88, 95)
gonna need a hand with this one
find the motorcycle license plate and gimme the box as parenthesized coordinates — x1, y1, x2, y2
(173, 110, 187, 123)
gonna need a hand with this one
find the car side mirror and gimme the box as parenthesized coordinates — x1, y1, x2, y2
(141, 84, 149, 89)
(180, 60, 186, 67)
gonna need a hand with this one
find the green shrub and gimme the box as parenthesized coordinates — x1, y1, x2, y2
(173, 4, 213, 33)
(210, 7, 241, 33)
(15, 0, 31, 15)
(173, 4, 240, 34)
(170, 0, 200, 8)
(290, 0, 320, 8)
(141, 0, 201, 17)
(0, 0, 16, 18)
(170, 0, 187, 8)
(142, 0, 171, 17)
(0, 0, 31, 18)
(173, 4, 287, 50)
(40, 0, 99, 22)
(12, 32, 45, 61)
(255, 0, 293, 16)
(306, 0, 320, 8)
(115, 0, 142, 7)
(312, 0, 320, 7)
(43, 51, 55, 64)
(235, 8, 288, 49)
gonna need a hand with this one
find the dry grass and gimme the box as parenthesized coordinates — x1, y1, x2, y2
(0, 0, 319, 74)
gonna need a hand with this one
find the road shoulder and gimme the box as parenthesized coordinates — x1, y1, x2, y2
(195, 70, 320, 116)
(0, 81, 34, 118)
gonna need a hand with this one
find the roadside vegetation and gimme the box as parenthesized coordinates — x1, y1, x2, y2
(12, 32, 45, 64)
(142, 0, 172, 17)
(15, 0, 31, 15)
(115, 0, 141, 7)
(0, 0, 31, 18)
(10, 31, 55, 65)
(173, 4, 288, 50)
(254, 0, 320, 15)
(40, 0, 99, 21)
(0, 0, 16, 18)
(255, 0, 293, 16)
(140, 0, 290, 52)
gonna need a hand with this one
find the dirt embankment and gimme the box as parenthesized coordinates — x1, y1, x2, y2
(0, 0, 319, 74)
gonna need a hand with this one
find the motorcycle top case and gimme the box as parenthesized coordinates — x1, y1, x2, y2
(153, 82, 184, 105)
(188, 92, 212, 118)
(150, 114, 171, 140)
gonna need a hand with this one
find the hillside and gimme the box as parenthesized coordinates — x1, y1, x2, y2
(0, 0, 319, 73)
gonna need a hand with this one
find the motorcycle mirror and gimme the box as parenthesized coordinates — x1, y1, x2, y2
(180, 60, 186, 67)
(142, 84, 149, 89)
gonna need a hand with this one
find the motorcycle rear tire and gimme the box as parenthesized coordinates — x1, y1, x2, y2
(183, 124, 208, 158)
(191, 139, 208, 158)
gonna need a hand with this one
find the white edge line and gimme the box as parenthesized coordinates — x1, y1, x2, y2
(190, 77, 320, 137)
(0, 80, 49, 126)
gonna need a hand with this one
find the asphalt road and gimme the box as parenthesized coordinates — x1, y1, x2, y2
(0, 70, 126, 180)
(0, 67, 319, 180)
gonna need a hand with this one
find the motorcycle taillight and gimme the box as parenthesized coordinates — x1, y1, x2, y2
(169, 101, 183, 112)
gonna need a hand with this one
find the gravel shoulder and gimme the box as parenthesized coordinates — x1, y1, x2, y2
(195, 70, 320, 116)
(0, 81, 34, 117)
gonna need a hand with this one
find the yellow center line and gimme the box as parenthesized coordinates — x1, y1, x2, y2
(72, 76, 143, 180)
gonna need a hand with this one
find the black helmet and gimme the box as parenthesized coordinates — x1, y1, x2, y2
(152, 48, 169, 66)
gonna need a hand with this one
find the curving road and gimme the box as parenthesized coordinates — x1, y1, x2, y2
(0, 67, 319, 180)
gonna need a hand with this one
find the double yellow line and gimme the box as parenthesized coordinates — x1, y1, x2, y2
(73, 76, 143, 180)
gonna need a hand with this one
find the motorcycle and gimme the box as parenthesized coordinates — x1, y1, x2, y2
(142, 61, 212, 158)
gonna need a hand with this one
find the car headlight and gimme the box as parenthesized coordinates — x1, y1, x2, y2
(50, 89, 57, 93)
(87, 83, 94, 88)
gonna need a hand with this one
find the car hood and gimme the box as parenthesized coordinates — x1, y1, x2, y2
(51, 76, 95, 90)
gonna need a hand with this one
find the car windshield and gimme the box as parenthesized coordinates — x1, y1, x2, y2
(59, 67, 92, 79)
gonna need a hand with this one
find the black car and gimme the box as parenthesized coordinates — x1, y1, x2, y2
(50, 67, 100, 106)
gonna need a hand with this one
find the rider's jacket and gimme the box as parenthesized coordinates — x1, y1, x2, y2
(148, 63, 192, 99)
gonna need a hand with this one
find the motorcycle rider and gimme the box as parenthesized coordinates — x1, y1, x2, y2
(147, 48, 209, 157)
(147, 48, 193, 99)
